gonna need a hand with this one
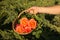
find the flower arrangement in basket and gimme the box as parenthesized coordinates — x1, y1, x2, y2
(12, 10, 38, 35)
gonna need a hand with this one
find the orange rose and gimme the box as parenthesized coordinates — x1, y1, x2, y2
(24, 26, 32, 33)
(15, 24, 24, 33)
(28, 19, 37, 29)
(20, 17, 28, 26)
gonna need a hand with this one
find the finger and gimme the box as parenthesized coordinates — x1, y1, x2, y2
(26, 9, 33, 13)
(30, 9, 37, 14)
(30, 11, 34, 14)
(26, 8, 34, 12)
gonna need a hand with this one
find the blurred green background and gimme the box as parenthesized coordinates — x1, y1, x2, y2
(0, 0, 60, 40)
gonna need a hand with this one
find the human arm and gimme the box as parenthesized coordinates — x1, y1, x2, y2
(27, 5, 60, 14)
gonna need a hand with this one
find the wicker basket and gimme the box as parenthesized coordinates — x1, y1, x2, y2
(12, 10, 33, 35)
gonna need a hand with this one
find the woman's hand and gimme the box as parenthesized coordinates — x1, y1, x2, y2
(27, 6, 40, 14)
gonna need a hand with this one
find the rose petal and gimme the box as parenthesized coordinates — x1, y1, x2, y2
(24, 26, 32, 33)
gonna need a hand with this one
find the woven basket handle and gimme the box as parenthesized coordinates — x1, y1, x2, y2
(18, 10, 27, 18)
(18, 10, 37, 18)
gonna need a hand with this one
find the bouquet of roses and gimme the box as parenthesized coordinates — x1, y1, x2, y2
(12, 10, 37, 35)
(15, 17, 37, 34)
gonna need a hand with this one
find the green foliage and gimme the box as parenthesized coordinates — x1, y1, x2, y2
(0, 30, 25, 40)
(0, 0, 60, 40)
